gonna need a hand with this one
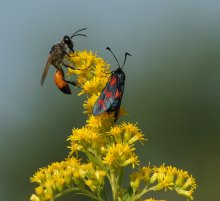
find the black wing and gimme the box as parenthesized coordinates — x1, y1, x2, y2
(92, 74, 124, 116)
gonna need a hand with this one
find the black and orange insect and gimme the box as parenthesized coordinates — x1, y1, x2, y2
(92, 47, 131, 122)
(40, 28, 87, 94)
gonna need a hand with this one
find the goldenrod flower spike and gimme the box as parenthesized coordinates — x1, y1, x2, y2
(30, 50, 197, 201)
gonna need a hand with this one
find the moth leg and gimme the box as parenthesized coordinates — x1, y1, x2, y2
(110, 100, 122, 122)
(113, 109, 120, 122)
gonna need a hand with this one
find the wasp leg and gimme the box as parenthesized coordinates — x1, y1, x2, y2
(61, 61, 76, 70)
(63, 79, 77, 86)
(64, 52, 71, 57)
(63, 79, 83, 89)
(63, 64, 76, 70)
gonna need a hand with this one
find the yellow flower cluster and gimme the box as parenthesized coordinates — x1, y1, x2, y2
(130, 164, 197, 200)
(66, 51, 142, 171)
(30, 50, 197, 201)
(67, 50, 110, 96)
(30, 158, 105, 201)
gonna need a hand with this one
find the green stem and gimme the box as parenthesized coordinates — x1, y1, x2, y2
(129, 186, 150, 201)
(51, 187, 104, 201)
(118, 167, 123, 187)
(108, 167, 124, 201)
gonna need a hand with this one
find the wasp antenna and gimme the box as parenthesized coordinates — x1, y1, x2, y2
(106, 47, 121, 69)
(71, 28, 87, 38)
(73, 33, 87, 38)
(121, 52, 132, 69)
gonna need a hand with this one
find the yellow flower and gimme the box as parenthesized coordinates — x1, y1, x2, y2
(30, 49, 197, 201)
(67, 50, 110, 97)
(122, 153, 139, 168)
(130, 165, 152, 185)
(83, 95, 99, 113)
(85, 179, 96, 192)
(121, 122, 145, 144)
(80, 163, 106, 192)
(108, 123, 145, 146)
(80, 77, 103, 96)
(182, 176, 197, 190)
(86, 114, 115, 132)
(103, 143, 139, 168)
(108, 125, 123, 143)
(129, 164, 196, 200)
(86, 115, 103, 128)
(95, 170, 106, 183)
(30, 194, 40, 201)
(35, 186, 44, 196)
(175, 188, 194, 200)
(68, 127, 104, 153)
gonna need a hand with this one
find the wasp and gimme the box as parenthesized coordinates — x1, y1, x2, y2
(92, 47, 131, 122)
(40, 28, 87, 94)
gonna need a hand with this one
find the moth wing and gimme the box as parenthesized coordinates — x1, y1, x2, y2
(92, 75, 121, 115)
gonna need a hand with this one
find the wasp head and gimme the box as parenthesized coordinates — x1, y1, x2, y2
(63, 35, 74, 52)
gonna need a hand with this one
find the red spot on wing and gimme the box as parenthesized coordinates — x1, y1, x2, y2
(110, 76, 117, 86)
(98, 99, 107, 110)
(115, 89, 121, 98)
(104, 88, 112, 98)
(98, 99, 104, 105)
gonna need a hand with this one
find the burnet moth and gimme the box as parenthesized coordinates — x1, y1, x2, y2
(92, 47, 131, 122)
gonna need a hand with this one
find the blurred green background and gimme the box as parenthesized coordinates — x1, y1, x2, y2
(0, 1, 220, 201)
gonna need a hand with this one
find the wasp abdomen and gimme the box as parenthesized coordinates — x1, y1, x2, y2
(54, 69, 71, 94)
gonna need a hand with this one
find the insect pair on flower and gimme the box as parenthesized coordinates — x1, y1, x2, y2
(40, 28, 131, 122)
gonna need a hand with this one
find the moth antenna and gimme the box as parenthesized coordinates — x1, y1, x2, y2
(71, 28, 87, 38)
(121, 52, 132, 69)
(106, 47, 120, 69)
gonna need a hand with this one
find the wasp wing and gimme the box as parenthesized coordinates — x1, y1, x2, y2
(92, 74, 124, 116)
(40, 55, 53, 86)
